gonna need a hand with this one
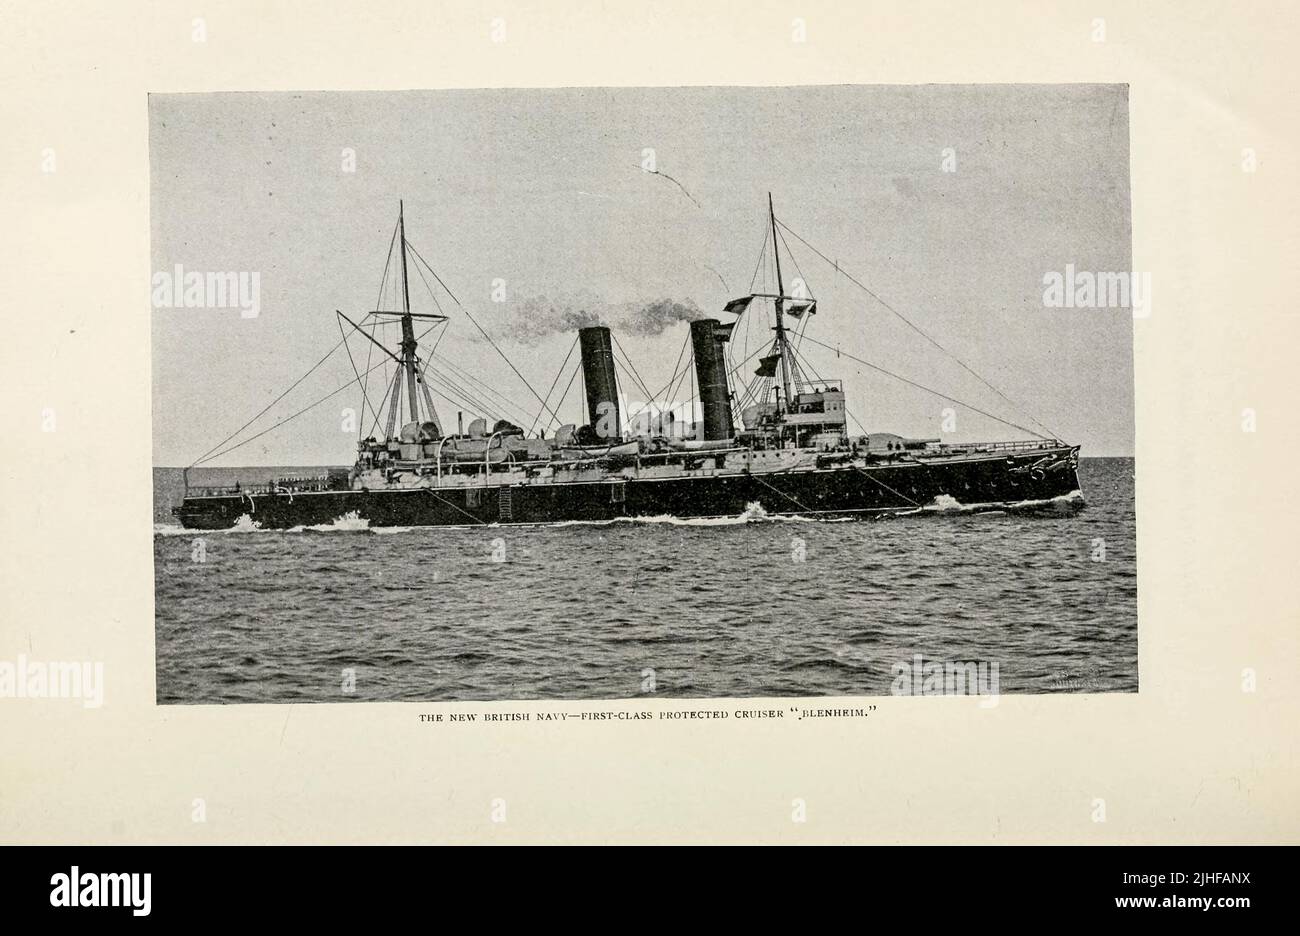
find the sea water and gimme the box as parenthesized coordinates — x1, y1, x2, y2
(152, 458, 1137, 703)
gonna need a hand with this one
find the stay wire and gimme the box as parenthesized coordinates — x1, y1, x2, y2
(776, 218, 1058, 440)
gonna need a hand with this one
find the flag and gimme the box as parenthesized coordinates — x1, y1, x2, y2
(724, 295, 754, 315)
(786, 299, 817, 318)
(755, 354, 781, 377)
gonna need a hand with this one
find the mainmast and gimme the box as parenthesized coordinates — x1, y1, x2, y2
(398, 200, 421, 425)
(720, 195, 816, 434)
(769, 193, 794, 413)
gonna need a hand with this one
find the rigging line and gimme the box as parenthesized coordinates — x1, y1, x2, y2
(543, 361, 579, 434)
(423, 353, 521, 421)
(842, 404, 869, 437)
(725, 310, 736, 373)
(405, 240, 564, 428)
(431, 375, 522, 430)
(423, 364, 498, 417)
(364, 369, 401, 440)
(849, 464, 923, 508)
(725, 342, 775, 419)
(748, 225, 770, 294)
(409, 247, 446, 318)
(428, 347, 536, 425)
(610, 333, 654, 402)
(188, 331, 351, 468)
(665, 327, 696, 403)
(412, 323, 452, 422)
(793, 309, 814, 356)
(337, 312, 384, 436)
(652, 329, 700, 417)
(667, 327, 691, 394)
(403, 240, 460, 306)
(373, 218, 400, 314)
(427, 368, 507, 424)
(553, 356, 583, 427)
(201, 349, 394, 466)
(611, 346, 653, 408)
(665, 347, 694, 410)
(775, 224, 814, 301)
(200, 322, 440, 466)
(444, 364, 537, 428)
(736, 345, 774, 409)
(737, 369, 769, 412)
(416, 321, 450, 380)
(627, 329, 691, 420)
(611, 356, 654, 427)
(725, 341, 773, 382)
(431, 352, 535, 425)
(666, 358, 692, 414)
(789, 332, 826, 384)
(363, 219, 401, 421)
(528, 333, 579, 437)
(422, 487, 490, 526)
(433, 371, 532, 431)
(743, 296, 753, 365)
(672, 340, 771, 408)
(688, 347, 695, 416)
(425, 321, 448, 359)
(424, 372, 501, 425)
(748, 471, 816, 514)
(799, 333, 1050, 440)
(386, 370, 404, 440)
(434, 349, 534, 419)
(775, 218, 1059, 439)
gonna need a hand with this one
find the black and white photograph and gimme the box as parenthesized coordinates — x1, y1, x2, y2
(151, 85, 1137, 704)
(6, 0, 1297, 866)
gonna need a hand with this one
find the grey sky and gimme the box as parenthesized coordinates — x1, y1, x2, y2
(151, 84, 1133, 465)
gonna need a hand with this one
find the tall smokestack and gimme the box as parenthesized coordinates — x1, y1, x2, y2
(690, 318, 735, 440)
(578, 325, 620, 440)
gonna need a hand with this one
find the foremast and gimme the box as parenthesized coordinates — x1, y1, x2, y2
(339, 202, 447, 447)
(398, 201, 421, 426)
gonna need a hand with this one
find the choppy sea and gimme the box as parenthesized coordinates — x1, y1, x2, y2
(152, 458, 1137, 703)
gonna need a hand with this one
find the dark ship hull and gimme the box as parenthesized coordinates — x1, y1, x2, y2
(174, 445, 1080, 530)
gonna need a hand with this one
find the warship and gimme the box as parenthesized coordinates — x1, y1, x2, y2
(173, 196, 1081, 529)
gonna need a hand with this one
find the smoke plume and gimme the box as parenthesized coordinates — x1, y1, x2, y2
(486, 294, 705, 341)
(494, 296, 604, 341)
(623, 298, 705, 336)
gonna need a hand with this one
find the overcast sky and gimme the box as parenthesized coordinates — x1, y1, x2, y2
(151, 84, 1133, 465)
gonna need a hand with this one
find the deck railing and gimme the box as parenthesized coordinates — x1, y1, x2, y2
(933, 439, 1066, 453)
(182, 438, 1072, 499)
(184, 476, 338, 498)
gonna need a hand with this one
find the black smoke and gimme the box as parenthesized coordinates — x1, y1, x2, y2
(623, 298, 705, 336)
(487, 295, 704, 341)
(494, 296, 604, 341)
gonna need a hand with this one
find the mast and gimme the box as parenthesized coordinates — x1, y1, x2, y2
(769, 193, 794, 415)
(398, 200, 421, 426)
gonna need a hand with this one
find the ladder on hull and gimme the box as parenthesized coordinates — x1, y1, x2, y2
(498, 485, 514, 522)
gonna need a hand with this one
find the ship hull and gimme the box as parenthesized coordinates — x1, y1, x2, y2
(173, 447, 1082, 529)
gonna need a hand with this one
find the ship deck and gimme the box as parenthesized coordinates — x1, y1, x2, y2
(180, 439, 1073, 500)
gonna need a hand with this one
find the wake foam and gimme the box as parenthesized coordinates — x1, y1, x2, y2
(287, 511, 373, 533)
(152, 515, 263, 535)
(903, 489, 1086, 517)
(553, 501, 860, 528)
(156, 490, 1086, 536)
(155, 511, 413, 536)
